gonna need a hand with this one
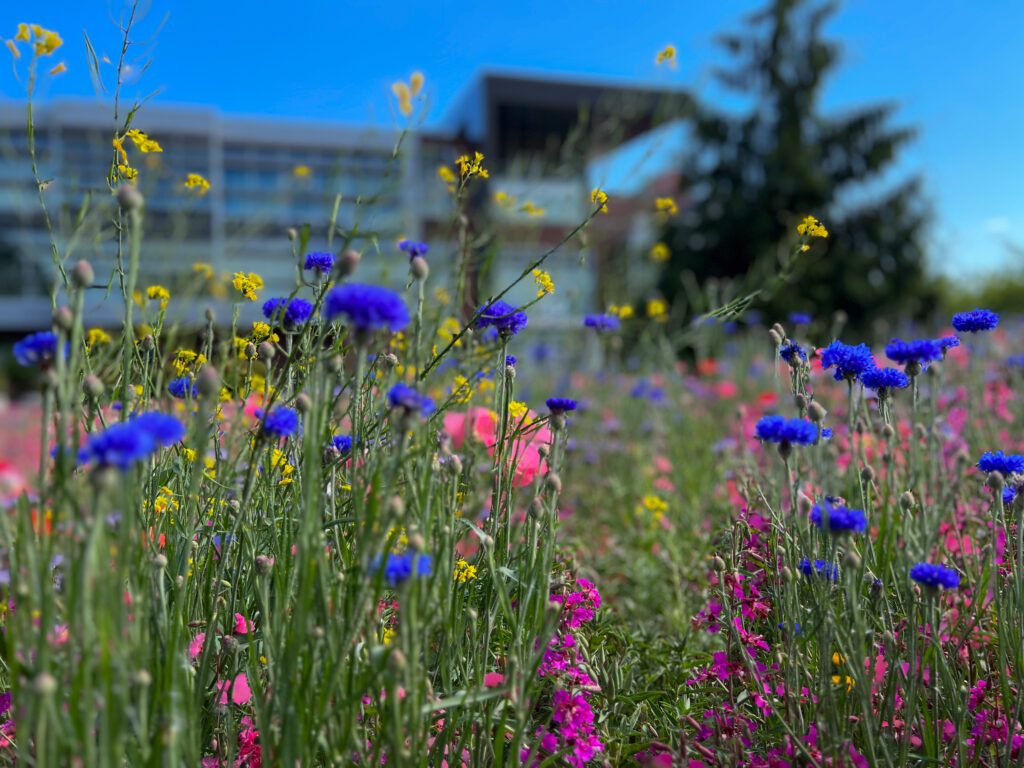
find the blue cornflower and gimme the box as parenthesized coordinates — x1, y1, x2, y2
(263, 297, 314, 325)
(860, 367, 910, 392)
(754, 415, 818, 445)
(799, 558, 839, 581)
(937, 336, 960, 352)
(475, 300, 528, 337)
(304, 251, 335, 274)
(546, 398, 577, 414)
(376, 552, 433, 586)
(779, 341, 806, 364)
(131, 412, 186, 447)
(810, 501, 867, 535)
(885, 338, 943, 367)
(910, 563, 959, 590)
(821, 341, 874, 382)
(952, 309, 998, 333)
(331, 435, 353, 454)
(13, 331, 61, 366)
(505, 355, 517, 368)
(978, 451, 1024, 475)
(583, 314, 620, 333)
(324, 283, 410, 333)
(398, 239, 429, 259)
(256, 406, 300, 438)
(388, 382, 435, 415)
(630, 379, 666, 403)
(1007, 355, 1024, 368)
(81, 422, 157, 470)
(167, 376, 198, 399)
(789, 312, 811, 326)
(1004, 487, 1017, 505)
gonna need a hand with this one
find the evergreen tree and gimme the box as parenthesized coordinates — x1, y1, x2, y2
(657, 0, 936, 336)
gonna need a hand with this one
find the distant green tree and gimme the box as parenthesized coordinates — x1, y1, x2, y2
(657, 0, 937, 337)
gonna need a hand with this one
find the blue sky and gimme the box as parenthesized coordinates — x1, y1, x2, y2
(4, 0, 1023, 281)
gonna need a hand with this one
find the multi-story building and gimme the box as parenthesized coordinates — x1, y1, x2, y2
(0, 72, 688, 333)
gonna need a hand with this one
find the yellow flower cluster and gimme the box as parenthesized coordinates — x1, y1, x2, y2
(532, 269, 555, 298)
(649, 242, 670, 262)
(249, 322, 279, 344)
(9, 24, 64, 68)
(434, 287, 451, 306)
(451, 375, 473, 404)
(126, 129, 162, 154)
(508, 401, 532, 424)
(185, 173, 210, 195)
(656, 44, 676, 66)
(797, 215, 829, 238)
(292, 164, 312, 178)
(86, 328, 112, 348)
(520, 201, 545, 216)
(591, 188, 609, 214)
(193, 262, 214, 280)
(655, 197, 678, 216)
(438, 165, 457, 193)
(609, 304, 634, 319)
(392, 71, 425, 117)
(646, 298, 669, 322)
(173, 349, 207, 376)
(232, 272, 263, 302)
(453, 559, 479, 583)
(146, 285, 170, 309)
(456, 152, 488, 180)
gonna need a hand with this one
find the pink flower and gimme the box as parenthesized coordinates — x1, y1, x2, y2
(483, 672, 504, 688)
(443, 407, 551, 487)
(216, 672, 252, 706)
(234, 613, 252, 634)
(189, 632, 206, 659)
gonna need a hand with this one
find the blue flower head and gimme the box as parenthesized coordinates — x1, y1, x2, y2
(304, 251, 335, 274)
(754, 415, 818, 445)
(799, 558, 839, 581)
(376, 552, 433, 587)
(546, 398, 577, 414)
(331, 435, 353, 454)
(583, 314, 620, 333)
(978, 451, 1024, 476)
(910, 563, 959, 590)
(779, 341, 807, 364)
(263, 297, 314, 325)
(256, 406, 300, 438)
(82, 422, 157, 470)
(131, 412, 186, 447)
(937, 336, 960, 351)
(885, 338, 943, 366)
(505, 355, 517, 368)
(860, 367, 910, 392)
(810, 501, 867, 535)
(325, 283, 410, 333)
(167, 376, 198, 399)
(14, 331, 62, 367)
(788, 312, 811, 326)
(1004, 486, 1017, 505)
(398, 240, 429, 259)
(475, 300, 527, 337)
(821, 341, 874, 382)
(1007, 355, 1024, 368)
(952, 309, 998, 333)
(388, 382, 435, 415)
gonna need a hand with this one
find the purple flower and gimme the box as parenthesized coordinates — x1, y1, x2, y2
(910, 563, 959, 590)
(821, 341, 874, 381)
(475, 300, 527, 337)
(131, 412, 186, 447)
(754, 415, 817, 445)
(256, 406, 299, 438)
(167, 377, 198, 399)
(388, 383, 434, 415)
(263, 297, 314, 325)
(14, 331, 61, 366)
(546, 398, 577, 414)
(375, 552, 432, 586)
(583, 314, 620, 333)
(304, 251, 335, 273)
(324, 283, 410, 332)
(810, 501, 867, 534)
(885, 338, 943, 366)
(398, 240, 429, 259)
(977, 451, 1024, 475)
(860, 366, 909, 392)
(952, 309, 998, 333)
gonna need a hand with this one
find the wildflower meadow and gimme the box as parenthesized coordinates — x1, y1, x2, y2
(4, 10, 1024, 768)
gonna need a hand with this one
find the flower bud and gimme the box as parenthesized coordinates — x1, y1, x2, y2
(286, 227, 298, 242)
(860, 465, 875, 483)
(244, 342, 257, 360)
(197, 367, 220, 398)
(410, 256, 429, 281)
(843, 550, 861, 570)
(52, 305, 73, 332)
(881, 423, 895, 440)
(328, 355, 344, 373)
(295, 393, 312, 413)
(84, 374, 105, 399)
(135, 669, 152, 687)
(794, 393, 807, 412)
(205, 306, 216, 324)
(339, 249, 361, 277)
(71, 259, 95, 288)
(258, 341, 276, 361)
(899, 491, 915, 512)
(387, 496, 405, 518)
(988, 471, 1005, 491)
(255, 554, 273, 575)
(382, 353, 399, 369)
(116, 184, 144, 211)
(152, 554, 168, 570)
(140, 335, 155, 353)
(797, 493, 813, 516)
(220, 636, 239, 655)
(34, 672, 58, 696)
(768, 329, 783, 347)
(544, 473, 562, 494)
(712, 556, 726, 572)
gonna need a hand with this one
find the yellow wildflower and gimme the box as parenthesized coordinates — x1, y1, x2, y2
(146, 285, 170, 309)
(232, 272, 263, 301)
(520, 201, 546, 216)
(456, 152, 488, 179)
(126, 129, 162, 153)
(434, 287, 451, 305)
(192, 262, 214, 280)
(410, 71, 424, 96)
(249, 321, 279, 344)
(646, 298, 668, 322)
(14, 24, 29, 42)
(641, 494, 668, 520)
(655, 197, 678, 216)
(437, 316, 462, 346)
(508, 401, 532, 424)
(392, 81, 413, 117)
(234, 337, 257, 360)
(438, 164, 456, 193)
(48, 61, 66, 75)
(382, 627, 395, 644)
(656, 44, 677, 66)
(117, 163, 137, 180)
(591, 188, 609, 214)
(649, 242, 671, 262)
(453, 559, 478, 583)
(831, 675, 855, 692)
(532, 269, 555, 298)
(832, 652, 846, 665)
(185, 173, 210, 195)
(452, 375, 473, 404)
(5, 40, 19, 59)
(112, 136, 129, 166)
(494, 190, 517, 207)
(292, 164, 312, 178)
(609, 304, 634, 319)
(86, 328, 111, 347)
(796, 215, 829, 238)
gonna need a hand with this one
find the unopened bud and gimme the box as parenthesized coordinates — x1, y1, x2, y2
(34, 673, 58, 696)
(781, 566, 793, 583)
(197, 367, 220, 398)
(794, 393, 807, 412)
(899, 491, 915, 512)
(135, 669, 152, 687)
(844, 550, 861, 570)
(339, 249, 361, 277)
(328, 355, 344, 373)
(258, 341, 276, 361)
(382, 353, 399, 369)
(528, 498, 545, 519)
(988, 471, 1005, 491)
(537, 445, 550, 460)
(52, 305, 73, 332)
(140, 335, 155, 353)
(408, 531, 425, 553)
(387, 496, 405, 517)
(244, 342, 257, 360)
(153, 554, 168, 570)
(881, 423, 895, 440)
(116, 184, 144, 211)
(544, 473, 562, 494)
(71, 260, 95, 288)
(388, 650, 407, 672)
(410, 256, 429, 280)
(806, 401, 827, 424)
(797, 493, 813, 516)
(771, 322, 786, 340)
(220, 636, 239, 655)
(860, 466, 875, 483)
(446, 455, 463, 475)
(295, 393, 312, 413)
(712, 556, 726, 572)
(205, 306, 216, 324)
(255, 555, 273, 575)
(286, 227, 298, 242)
(768, 329, 783, 347)
(84, 374, 105, 399)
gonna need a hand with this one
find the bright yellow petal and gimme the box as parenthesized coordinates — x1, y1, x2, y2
(410, 71, 424, 96)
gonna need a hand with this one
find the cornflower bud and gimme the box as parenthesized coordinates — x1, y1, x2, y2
(116, 184, 144, 211)
(52, 306, 73, 332)
(71, 260, 95, 288)
(807, 401, 827, 424)
(339, 249, 361, 277)
(410, 256, 429, 280)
